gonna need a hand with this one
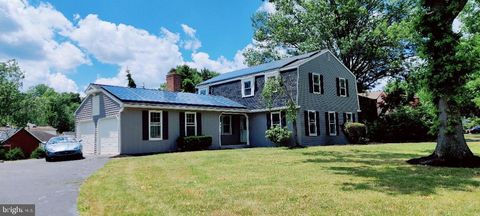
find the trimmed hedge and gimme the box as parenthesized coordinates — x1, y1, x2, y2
(177, 136, 212, 151)
(31, 147, 46, 159)
(6, 148, 25, 160)
(265, 126, 292, 147)
(344, 122, 368, 144)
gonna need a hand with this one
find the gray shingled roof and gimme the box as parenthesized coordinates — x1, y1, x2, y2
(198, 50, 325, 86)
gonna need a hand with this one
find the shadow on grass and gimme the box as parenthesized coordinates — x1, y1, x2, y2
(303, 150, 480, 195)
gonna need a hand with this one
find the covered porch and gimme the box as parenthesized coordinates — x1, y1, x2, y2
(219, 113, 249, 148)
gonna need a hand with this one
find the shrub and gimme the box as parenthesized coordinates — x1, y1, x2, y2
(6, 148, 25, 160)
(0, 148, 6, 160)
(265, 126, 292, 147)
(177, 136, 212, 151)
(30, 146, 46, 159)
(344, 122, 368, 144)
(368, 106, 436, 142)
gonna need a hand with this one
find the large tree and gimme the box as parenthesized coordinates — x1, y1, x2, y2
(245, 0, 417, 91)
(163, 65, 219, 93)
(407, 0, 480, 167)
(0, 60, 24, 126)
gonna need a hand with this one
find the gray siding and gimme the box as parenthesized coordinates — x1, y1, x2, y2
(297, 52, 359, 145)
(209, 69, 297, 110)
(120, 108, 221, 155)
(248, 112, 296, 147)
(75, 93, 121, 123)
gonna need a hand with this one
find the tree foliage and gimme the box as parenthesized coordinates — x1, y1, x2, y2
(0, 60, 80, 132)
(245, 0, 417, 91)
(166, 65, 219, 93)
(126, 69, 137, 88)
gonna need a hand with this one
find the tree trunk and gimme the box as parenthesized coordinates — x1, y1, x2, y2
(407, 97, 480, 167)
(434, 97, 473, 159)
(291, 118, 301, 148)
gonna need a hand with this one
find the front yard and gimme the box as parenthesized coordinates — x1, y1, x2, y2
(78, 136, 480, 215)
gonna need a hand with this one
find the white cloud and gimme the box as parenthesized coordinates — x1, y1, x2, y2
(186, 49, 246, 73)
(180, 24, 201, 51)
(0, 0, 248, 92)
(46, 73, 79, 92)
(0, 0, 87, 92)
(257, 1, 276, 14)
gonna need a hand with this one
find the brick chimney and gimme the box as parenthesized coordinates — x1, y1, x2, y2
(166, 69, 182, 92)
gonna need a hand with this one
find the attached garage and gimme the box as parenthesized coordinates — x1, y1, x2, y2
(76, 120, 96, 154)
(97, 116, 120, 155)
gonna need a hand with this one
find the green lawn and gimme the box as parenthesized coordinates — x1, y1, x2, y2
(78, 135, 480, 216)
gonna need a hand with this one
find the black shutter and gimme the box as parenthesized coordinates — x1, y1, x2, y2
(196, 112, 202, 135)
(346, 79, 350, 97)
(142, 111, 149, 140)
(352, 113, 356, 122)
(266, 112, 271, 129)
(315, 111, 320, 135)
(304, 111, 309, 136)
(335, 112, 339, 135)
(320, 75, 324, 94)
(179, 112, 185, 137)
(325, 112, 330, 136)
(308, 73, 313, 93)
(343, 113, 347, 124)
(336, 78, 340, 96)
(163, 111, 168, 140)
(281, 111, 286, 127)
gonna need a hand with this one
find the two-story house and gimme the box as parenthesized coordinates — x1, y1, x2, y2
(75, 49, 360, 155)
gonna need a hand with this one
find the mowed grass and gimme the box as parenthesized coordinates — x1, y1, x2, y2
(78, 135, 480, 216)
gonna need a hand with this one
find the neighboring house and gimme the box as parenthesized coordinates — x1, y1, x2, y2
(0, 128, 42, 157)
(75, 49, 360, 155)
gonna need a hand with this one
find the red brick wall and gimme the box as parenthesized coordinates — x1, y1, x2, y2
(4, 129, 40, 157)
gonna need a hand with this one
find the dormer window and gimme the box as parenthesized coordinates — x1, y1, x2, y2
(242, 78, 255, 97)
(198, 87, 209, 95)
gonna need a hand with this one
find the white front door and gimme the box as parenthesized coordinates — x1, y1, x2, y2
(97, 116, 120, 155)
(77, 120, 95, 154)
(240, 116, 247, 143)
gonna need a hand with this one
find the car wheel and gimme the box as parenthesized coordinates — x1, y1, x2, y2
(45, 157, 51, 162)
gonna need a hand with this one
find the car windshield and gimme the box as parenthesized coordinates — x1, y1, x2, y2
(48, 136, 76, 144)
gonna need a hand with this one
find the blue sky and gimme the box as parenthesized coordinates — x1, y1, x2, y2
(0, 0, 272, 93)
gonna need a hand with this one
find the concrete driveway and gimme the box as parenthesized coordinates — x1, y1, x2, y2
(0, 156, 109, 216)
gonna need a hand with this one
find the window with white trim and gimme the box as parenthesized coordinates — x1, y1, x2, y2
(185, 112, 197, 136)
(328, 112, 337, 136)
(241, 78, 254, 97)
(339, 78, 347, 97)
(265, 72, 279, 93)
(308, 111, 317, 136)
(312, 73, 321, 94)
(92, 95, 100, 116)
(345, 112, 353, 123)
(149, 111, 163, 140)
(271, 112, 281, 128)
(221, 115, 232, 135)
(198, 87, 208, 95)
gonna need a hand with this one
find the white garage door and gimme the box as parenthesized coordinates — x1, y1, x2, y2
(98, 117, 119, 155)
(77, 120, 95, 154)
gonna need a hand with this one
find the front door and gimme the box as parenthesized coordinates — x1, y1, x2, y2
(240, 116, 247, 144)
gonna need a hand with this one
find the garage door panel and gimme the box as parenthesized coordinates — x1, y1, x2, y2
(77, 121, 95, 154)
(98, 117, 119, 155)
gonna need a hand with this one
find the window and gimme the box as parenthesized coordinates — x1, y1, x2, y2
(308, 111, 317, 136)
(92, 95, 100, 116)
(328, 112, 337, 136)
(339, 78, 347, 97)
(345, 112, 353, 123)
(312, 73, 321, 94)
(221, 115, 232, 135)
(265, 72, 279, 93)
(185, 112, 197, 136)
(198, 87, 208, 95)
(242, 78, 255, 97)
(271, 112, 281, 128)
(149, 111, 163, 140)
